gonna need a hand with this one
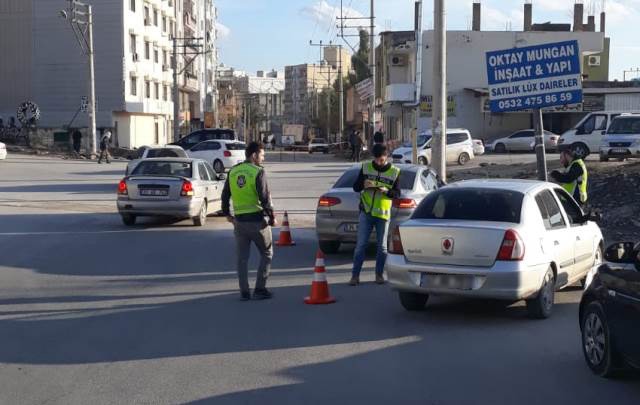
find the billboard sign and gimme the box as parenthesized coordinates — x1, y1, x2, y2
(486, 40, 583, 113)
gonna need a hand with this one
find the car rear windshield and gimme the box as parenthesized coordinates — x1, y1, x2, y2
(146, 148, 187, 158)
(225, 142, 246, 150)
(131, 161, 192, 177)
(607, 117, 640, 134)
(333, 168, 416, 190)
(412, 188, 524, 223)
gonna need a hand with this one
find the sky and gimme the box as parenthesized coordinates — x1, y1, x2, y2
(215, 0, 640, 81)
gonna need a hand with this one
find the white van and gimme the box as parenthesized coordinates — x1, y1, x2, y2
(558, 111, 639, 157)
(391, 128, 475, 166)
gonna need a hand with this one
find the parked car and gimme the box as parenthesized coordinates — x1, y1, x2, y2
(170, 128, 237, 150)
(125, 145, 187, 175)
(316, 164, 440, 254)
(186, 140, 246, 173)
(117, 158, 225, 227)
(386, 179, 603, 319)
(580, 241, 640, 377)
(490, 129, 559, 153)
(599, 114, 640, 162)
(392, 129, 475, 166)
(472, 139, 485, 155)
(0, 141, 6, 160)
(558, 111, 639, 158)
(308, 138, 329, 154)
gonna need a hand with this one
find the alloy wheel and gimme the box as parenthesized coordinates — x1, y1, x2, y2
(583, 312, 606, 366)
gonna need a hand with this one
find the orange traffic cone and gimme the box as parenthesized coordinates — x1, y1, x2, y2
(275, 211, 296, 246)
(305, 250, 336, 305)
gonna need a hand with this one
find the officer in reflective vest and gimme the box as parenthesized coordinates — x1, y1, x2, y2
(222, 142, 277, 301)
(350, 143, 401, 286)
(550, 149, 588, 205)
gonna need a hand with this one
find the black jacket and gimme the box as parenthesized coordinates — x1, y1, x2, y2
(221, 163, 275, 222)
(353, 161, 402, 205)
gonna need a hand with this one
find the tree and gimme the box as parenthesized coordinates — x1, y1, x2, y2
(352, 30, 371, 83)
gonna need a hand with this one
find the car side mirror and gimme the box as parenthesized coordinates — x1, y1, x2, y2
(217, 173, 227, 181)
(581, 209, 602, 224)
(604, 242, 638, 263)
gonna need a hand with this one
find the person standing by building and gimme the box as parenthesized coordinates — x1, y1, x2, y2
(550, 149, 588, 206)
(352, 130, 363, 162)
(98, 131, 111, 164)
(221, 142, 277, 301)
(350, 143, 401, 286)
(71, 129, 82, 154)
(373, 131, 385, 145)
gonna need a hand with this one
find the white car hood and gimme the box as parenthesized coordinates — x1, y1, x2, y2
(392, 147, 412, 156)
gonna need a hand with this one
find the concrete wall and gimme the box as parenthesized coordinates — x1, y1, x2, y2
(114, 112, 170, 149)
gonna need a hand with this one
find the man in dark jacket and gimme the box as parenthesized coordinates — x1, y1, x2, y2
(373, 131, 385, 145)
(71, 129, 82, 154)
(550, 149, 588, 205)
(350, 143, 401, 285)
(98, 131, 111, 164)
(222, 142, 277, 300)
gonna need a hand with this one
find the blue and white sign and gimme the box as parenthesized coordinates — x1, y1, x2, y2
(486, 40, 583, 113)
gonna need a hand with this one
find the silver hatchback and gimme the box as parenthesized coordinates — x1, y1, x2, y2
(315, 164, 440, 254)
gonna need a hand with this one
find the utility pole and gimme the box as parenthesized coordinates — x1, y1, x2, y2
(369, 0, 376, 139)
(61, 0, 97, 157)
(431, 0, 447, 181)
(533, 109, 548, 181)
(172, 37, 204, 142)
(309, 40, 336, 140)
(173, 36, 179, 142)
(410, 0, 423, 164)
(338, 44, 344, 146)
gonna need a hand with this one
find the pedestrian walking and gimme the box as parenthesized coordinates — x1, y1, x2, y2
(353, 131, 363, 162)
(373, 131, 385, 145)
(350, 143, 401, 286)
(221, 142, 277, 301)
(550, 148, 588, 206)
(72, 129, 82, 154)
(98, 131, 111, 164)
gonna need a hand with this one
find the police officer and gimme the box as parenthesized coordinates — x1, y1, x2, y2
(350, 143, 401, 286)
(222, 142, 277, 301)
(550, 148, 588, 205)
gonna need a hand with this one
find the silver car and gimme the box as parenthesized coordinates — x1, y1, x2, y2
(315, 164, 440, 254)
(117, 158, 225, 227)
(387, 179, 603, 319)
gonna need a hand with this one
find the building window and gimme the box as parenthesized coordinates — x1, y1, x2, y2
(144, 41, 150, 59)
(162, 16, 167, 32)
(129, 34, 136, 54)
(130, 77, 137, 96)
(154, 48, 159, 64)
(163, 86, 168, 101)
(145, 81, 151, 98)
(144, 6, 150, 25)
(153, 9, 158, 26)
(154, 83, 160, 100)
(130, 0, 136, 12)
(162, 50, 167, 66)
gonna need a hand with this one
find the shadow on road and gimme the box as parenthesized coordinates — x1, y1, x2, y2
(0, 183, 116, 194)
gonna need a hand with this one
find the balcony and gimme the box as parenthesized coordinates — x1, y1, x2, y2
(182, 73, 199, 92)
(384, 83, 415, 103)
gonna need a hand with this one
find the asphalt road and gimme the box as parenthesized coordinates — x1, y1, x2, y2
(0, 152, 638, 404)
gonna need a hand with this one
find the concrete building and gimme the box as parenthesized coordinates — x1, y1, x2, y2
(284, 64, 339, 127)
(0, 0, 218, 149)
(215, 65, 244, 130)
(378, 2, 608, 143)
(236, 70, 285, 139)
(323, 45, 352, 74)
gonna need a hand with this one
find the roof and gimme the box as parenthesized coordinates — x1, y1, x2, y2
(142, 144, 184, 149)
(196, 139, 244, 144)
(134, 157, 202, 163)
(446, 179, 551, 194)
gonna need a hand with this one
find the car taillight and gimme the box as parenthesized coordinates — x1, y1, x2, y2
(318, 196, 341, 207)
(389, 226, 404, 255)
(118, 179, 128, 195)
(393, 198, 417, 209)
(181, 180, 194, 197)
(223, 150, 232, 157)
(496, 229, 525, 261)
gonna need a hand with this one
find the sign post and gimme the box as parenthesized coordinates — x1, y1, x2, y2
(486, 40, 583, 181)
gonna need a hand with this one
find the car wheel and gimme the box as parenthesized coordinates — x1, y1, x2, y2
(572, 142, 590, 159)
(457, 152, 470, 166)
(398, 291, 429, 311)
(319, 240, 340, 254)
(193, 201, 207, 227)
(581, 301, 621, 377)
(526, 267, 555, 319)
(599, 153, 609, 162)
(494, 143, 506, 153)
(213, 160, 224, 174)
(418, 156, 428, 166)
(121, 214, 136, 226)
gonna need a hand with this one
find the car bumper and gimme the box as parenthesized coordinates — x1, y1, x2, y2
(385, 254, 547, 300)
(600, 145, 640, 158)
(117, 197, 203, 218)
(316, 213, 412, 244)
(0, 149, 6, 160)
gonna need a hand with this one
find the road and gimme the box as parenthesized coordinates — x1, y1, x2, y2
(0, 152, 638, 404)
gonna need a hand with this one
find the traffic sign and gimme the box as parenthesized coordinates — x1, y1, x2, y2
(486, 40, 583, 113)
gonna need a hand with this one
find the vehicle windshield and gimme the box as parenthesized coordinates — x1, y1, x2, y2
(607, 117, 640, 135)
(412, 188, 524, 223)
(333, 168, 416, 190)
(131, 161, 192, 177)
(402, 135, 431, 147)
(146, 148, 187, 158)
(311, 138, 326, 143)
(225, 142, 246, 150)
(205, 130, 235, 140)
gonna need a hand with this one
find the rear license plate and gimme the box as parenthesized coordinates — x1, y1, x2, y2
(140, 189, 168, 196)
(420, 273, 474, 290)
(611, 148, 629, 154)
(344, 223, 358, 232)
